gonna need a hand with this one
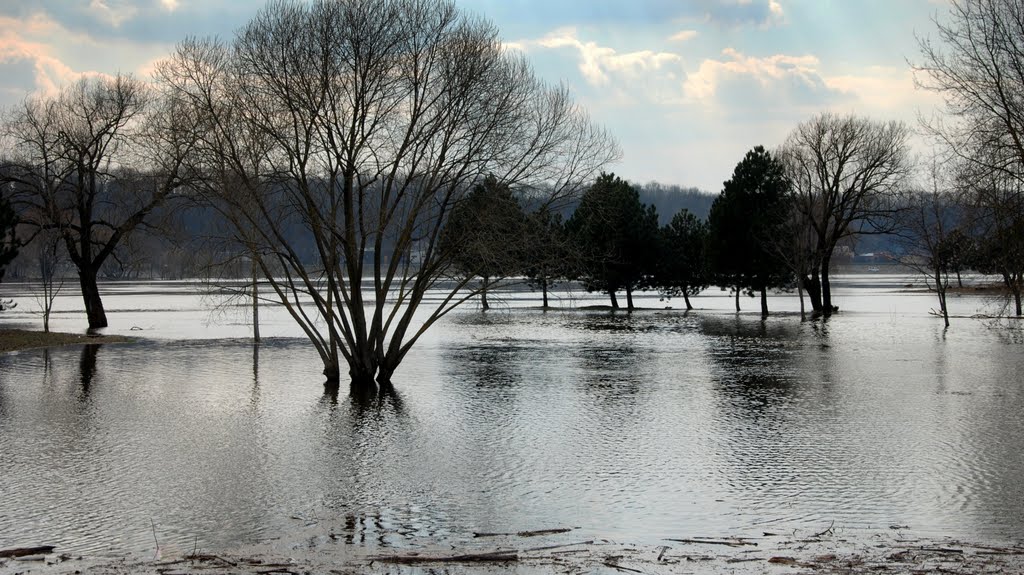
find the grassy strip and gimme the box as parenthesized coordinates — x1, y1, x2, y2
(0, 329, 132, 353)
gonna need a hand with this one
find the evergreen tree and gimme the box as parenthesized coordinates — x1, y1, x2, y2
(523, 210, 574, 309)
(440, 176, 527, 311)
(706, 146, 791, 317)
(656, 209, 708, 311)
(567, 173, 659, 310)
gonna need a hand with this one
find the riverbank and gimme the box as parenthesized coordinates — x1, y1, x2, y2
(3, 529, 1023, 574)
(0, 329, 132, 353)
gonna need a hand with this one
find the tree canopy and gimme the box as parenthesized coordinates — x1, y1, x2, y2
(567, 173, 659, 310)
(655, 209, 708, 311)
(706, 146, 791, 317)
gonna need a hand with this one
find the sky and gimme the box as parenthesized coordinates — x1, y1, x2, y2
(0, 0, 950, 193)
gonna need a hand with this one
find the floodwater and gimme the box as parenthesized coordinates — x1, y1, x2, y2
(1, 274, 1023, 557)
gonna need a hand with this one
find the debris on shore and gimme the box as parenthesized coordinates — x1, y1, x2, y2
(4, 527, 1023, 575)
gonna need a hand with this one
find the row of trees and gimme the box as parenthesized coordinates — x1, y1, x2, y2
(441, 118, 910, 322)
(2, 0, 1024, 388)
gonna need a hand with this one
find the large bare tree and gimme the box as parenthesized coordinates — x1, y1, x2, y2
(1, 74, 195, 328)
(914, 0, 1024, 179)
(779, 112, 912, 316)
(914, 0, 1024, 316)
(157, 0, 618, 390)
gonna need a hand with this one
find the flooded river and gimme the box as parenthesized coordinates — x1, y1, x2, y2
(1, 275, 1023, 556)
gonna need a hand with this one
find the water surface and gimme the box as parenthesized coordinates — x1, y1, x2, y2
(1, 275, 1022, 555)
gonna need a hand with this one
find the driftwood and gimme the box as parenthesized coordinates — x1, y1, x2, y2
(370, 550, 519, 564)
(188, 554, 239, 566)
(0, 546, 55, 558)
(812, 521, 835, 538)
(666, 538, 757, 547)
(602, 560, 642, 573)
(473, 528, 572, 538)
(521, 540, 595, 553)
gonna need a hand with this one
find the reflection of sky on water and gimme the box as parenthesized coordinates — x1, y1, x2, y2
(1, 277, 1024, 555)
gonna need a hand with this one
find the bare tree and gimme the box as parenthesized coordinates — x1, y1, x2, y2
(32, 229, 68, 332)
(894, 159, 968, 328)
(913, 0, 1024, 317)
(1, 74, 195, 328)
(157, 0, 618, 390)
(914, 0, 1024, 181)
(963, 162, 1024, 316)
(779, 112, 912, 316)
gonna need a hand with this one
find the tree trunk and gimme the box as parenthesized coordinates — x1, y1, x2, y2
(376, 364, 394, 387)
(625, 285, 634, 311)
(797, 280, 806, 320)
(541, 277, 549, 309)
(760, 286, 769, 319)
(609, 288, 619, 309)
(821, 256, 834, 316)
(734, 286, 740, 312)
(323, 360, 342, 386)
(1015, 274, 1023, 317)
(79, 267, 108, 329)
(481, 276, 490, 311)
(934, 266, 949, 328)
(956, 269, 963, 288)
(682, 290, 693, 311)
(804, 274, 823, 313)
(1001, 272, 1022, 316)
(252, 258, 261, 343)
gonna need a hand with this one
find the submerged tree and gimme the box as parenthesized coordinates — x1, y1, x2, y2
(894, 160, 966, 327)
(439, 176, 527, 311)
(655, 209, 707, 311)
(1, 74, 194, 328)
(966, 167, 1024, 316)
(0, 192, 17, 311)
(158, 0, 618, 389)
(0, 191, 17, 282)
(523, 209, 574, 309)
(780, 113, 911, 316)
(567, 173, 659, 310)
(706, 146, 791, 317)
(914, 0, 1024, 317)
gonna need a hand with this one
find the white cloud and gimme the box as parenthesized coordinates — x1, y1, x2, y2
(825, 66, 941, 115)
(669, 29, 698, 42)
(88, 0, 137, 27)
(682, 48, 839, 109)
(535, 27, 682, 87)
(0, 15, 81, 96)
(160, 0, 180, 11)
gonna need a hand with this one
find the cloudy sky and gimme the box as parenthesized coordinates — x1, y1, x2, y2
(0, 0, 948, 192)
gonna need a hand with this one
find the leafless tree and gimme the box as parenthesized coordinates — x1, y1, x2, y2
(914, 0, 1024, 317)
(961, 159, 1024, 316)
(914, 0, 1024, 181)
(31, 228, 68, 332)
(1, 74, 196, 328)
(157, 0, 619, 390)
(779, 112, 912, 316)
(893, 158, 969, 327)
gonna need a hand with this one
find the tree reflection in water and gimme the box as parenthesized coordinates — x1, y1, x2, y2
(78, 344, 102, 400)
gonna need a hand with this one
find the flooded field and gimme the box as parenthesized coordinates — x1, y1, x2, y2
(1, 274, 1023, 559)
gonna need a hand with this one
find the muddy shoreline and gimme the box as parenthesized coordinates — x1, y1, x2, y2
(5, 528, 1023, 575)
(0, 328, 133, 353)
